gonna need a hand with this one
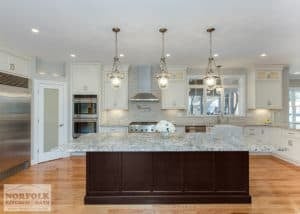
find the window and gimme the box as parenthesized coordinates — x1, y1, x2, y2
(206, 89, 221, 115)
(289, 88, 300, 128)
(188, 75, 245, 116)
(224, 88, 239, 115)
(188, 88, 204, 115)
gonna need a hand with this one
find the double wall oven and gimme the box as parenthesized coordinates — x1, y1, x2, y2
(73, 95, 98, 138)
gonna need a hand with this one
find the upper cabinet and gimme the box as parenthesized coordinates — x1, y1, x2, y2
(71, 63, 101, 94)
(161, 69, 187, 109)
(248, 66, 283, 109)
(103, 69, 128, 110)
(0, 50, 30, 77)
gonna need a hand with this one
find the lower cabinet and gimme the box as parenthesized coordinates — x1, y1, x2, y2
(99, 126, 128, 133)
(244, 126, 300, 165)
(85, 151, 251, 204)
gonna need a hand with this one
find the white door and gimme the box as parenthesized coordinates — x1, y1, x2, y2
(37, 81, 67, 163)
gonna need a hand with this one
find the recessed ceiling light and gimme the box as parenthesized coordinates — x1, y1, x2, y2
(260, 53, 267, 57)
(70, 54, 76, 58)
(119, 53, 125, 58)
(166, 53, 171, 58)
(213, 53, 219, 57)
(31, 28, 39, 33)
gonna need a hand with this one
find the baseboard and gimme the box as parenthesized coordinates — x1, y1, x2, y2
(272, 153, 300, 166)
(70, 152, 86, 156)
(0, 161, 30, 180)
(250, 152, 272, 156)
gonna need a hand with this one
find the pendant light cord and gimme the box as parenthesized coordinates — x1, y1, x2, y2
(161, 32, 165, 58)
(115, 31, 118, 58)
(209, 31, 212, 58)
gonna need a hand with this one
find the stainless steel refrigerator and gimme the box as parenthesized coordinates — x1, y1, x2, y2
(0, 71, 31, 180)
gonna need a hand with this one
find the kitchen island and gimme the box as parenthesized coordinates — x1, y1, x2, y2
(68, 132, 261, 204)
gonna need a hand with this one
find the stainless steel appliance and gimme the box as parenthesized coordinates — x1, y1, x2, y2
(0, 72, 31, 180)
(73, 95, 98, 138)
(73, 118, 97, 138)
(128, 122, 157, 133)
(73, 95, 97, 118)
(130, 65, 159, 102)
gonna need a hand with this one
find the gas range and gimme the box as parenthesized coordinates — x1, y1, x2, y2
(128, 122, 158, 133)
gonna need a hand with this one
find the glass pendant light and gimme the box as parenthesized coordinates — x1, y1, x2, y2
(215, 65, 223, 94)
(203, 28, 222, 91)
(108, 27, 124, 88)
(156, 28, 170, 89)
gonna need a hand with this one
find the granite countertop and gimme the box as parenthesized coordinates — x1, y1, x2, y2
(65, 132, 280, 152)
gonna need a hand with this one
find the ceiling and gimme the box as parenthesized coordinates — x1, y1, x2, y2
(0, 0, 299, 70)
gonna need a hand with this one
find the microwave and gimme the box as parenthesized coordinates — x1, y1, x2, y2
(73, 95, 97, 119)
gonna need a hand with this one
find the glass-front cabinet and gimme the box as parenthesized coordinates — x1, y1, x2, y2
(187, 75, 245, 116)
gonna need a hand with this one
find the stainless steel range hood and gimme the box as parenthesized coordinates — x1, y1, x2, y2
(130, 65, 159, 102)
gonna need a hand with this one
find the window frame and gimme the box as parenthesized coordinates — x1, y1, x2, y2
(288, 87, 300, 126)
(187, 74, 246, 116)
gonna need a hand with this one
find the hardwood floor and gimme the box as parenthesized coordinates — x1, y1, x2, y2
(0, 156, 300, 214)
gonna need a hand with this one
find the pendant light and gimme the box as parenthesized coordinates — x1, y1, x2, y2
(203, 28, 221, 91)
(108, 27, 124, 88)
(156, 28, 170, 89)
(215, 65, 223, 94)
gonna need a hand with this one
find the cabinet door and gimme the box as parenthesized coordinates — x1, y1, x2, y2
(0, 51, 10, 71)
(162, 80, 186, 109)
(255, 70, 282, 109)
(103, 72, 128, 110)
(153, 153, 182, 191)
(9, 55, 29, 77)
(72, 64, 100, 93)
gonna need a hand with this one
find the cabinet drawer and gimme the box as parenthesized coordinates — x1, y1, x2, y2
(284, 130, 300, 140)
(99, 126, 128, 133)
(244, 127, 261, 137)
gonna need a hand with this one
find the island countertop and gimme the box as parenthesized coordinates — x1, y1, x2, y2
(66, 132, 277, 152)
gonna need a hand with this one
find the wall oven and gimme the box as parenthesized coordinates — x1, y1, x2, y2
(73, 118, 97, 138)
(73, 95, 98, 138)
(73, 95, 97, 118)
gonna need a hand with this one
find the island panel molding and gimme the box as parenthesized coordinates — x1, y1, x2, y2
(85, 151, 251, 204)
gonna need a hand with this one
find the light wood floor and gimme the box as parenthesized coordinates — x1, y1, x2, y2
(1, 156, 300, 214)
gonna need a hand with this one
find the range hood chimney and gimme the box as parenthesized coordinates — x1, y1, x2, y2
(130, 65, 159, 102)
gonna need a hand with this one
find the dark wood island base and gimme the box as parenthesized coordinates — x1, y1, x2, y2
(85, 151, 251, 204)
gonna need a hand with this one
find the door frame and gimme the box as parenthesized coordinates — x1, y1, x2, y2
(32, 80, 69, 164)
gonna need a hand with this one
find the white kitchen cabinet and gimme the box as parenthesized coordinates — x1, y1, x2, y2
(280, 130, 300, 164)
(161, 70, 187, 109)
(0, 50, 30, 77)
(248, 67, 283, 109)
(244, 126, 300, 165)
(255, 71, 282, 109)
(71, 63, 101, 94)
(99, 126, 128, 133)
(9, 55, 30, 77)
(103, 71, 128, 110)
(244, 126, 281, 146)
(0, 51, 10, 71)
